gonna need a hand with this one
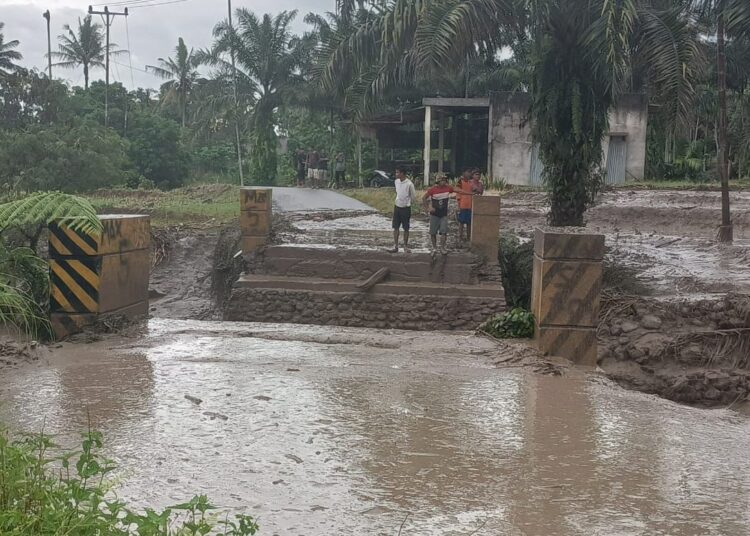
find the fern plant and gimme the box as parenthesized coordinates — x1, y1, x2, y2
(0, 192, 102, 237)
(0, 192, 102, 338)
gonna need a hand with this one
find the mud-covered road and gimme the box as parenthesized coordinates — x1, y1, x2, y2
(3, 320, 750, 535)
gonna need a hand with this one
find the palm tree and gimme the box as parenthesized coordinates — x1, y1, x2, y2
(50, 15, 121, 90)
(147, 38, 200, 128)
(0, 22, 23, 77)
(694, 0, 750, 242)
(205, 10, 307, 184)
(319, 0, 703, 226)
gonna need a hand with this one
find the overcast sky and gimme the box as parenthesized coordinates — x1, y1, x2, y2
(1, 0, 332, 89)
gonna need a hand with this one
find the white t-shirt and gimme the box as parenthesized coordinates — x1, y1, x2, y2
(394, 178, 417, 208)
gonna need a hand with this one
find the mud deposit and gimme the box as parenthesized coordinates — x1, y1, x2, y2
(3, 320, 750, 535)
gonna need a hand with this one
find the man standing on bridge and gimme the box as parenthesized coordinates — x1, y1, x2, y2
(390, 166, 417, 253)
(423, 174, 457, 256)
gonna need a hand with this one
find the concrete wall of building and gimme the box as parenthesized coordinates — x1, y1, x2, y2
(604, 93, 648, 181)
(489, 93, 533, 185)
(489, 92, 648, 185)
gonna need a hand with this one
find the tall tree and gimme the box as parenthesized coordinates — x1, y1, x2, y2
(206, 10, 307, 184)
(147, 37, 200, 128)
(0, 22, 23, 78)
(50, 15, 121, 90)
(695, 0, 750, 242)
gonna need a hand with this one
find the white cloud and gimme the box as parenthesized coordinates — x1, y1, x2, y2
(0, 0, 332, 89)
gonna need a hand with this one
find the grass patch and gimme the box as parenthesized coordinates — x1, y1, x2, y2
(610, 179, 750, 191)
(0, 426, 259, 535)
(85, 184, 240, 227)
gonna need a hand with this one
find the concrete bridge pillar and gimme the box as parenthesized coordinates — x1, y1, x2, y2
(531, 228, 604, 366)
(470, 195, 501, 263)
(240, 188, 272, 253)
(49, 215, 150, 339)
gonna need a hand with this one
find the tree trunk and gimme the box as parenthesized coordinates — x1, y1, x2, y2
(83, 63, 89, 90)
(181, 90, 186, 128)
(717, 7, 733, 242)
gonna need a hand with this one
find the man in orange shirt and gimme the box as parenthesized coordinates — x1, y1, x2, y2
(456, 168, 484, 245)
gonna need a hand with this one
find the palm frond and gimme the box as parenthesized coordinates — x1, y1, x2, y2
(0, 192, 103, 237)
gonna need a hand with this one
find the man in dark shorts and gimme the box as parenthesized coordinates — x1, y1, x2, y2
(456, 168, 485, 244)
(390, 166, 416, 253)
(295, 149, 306, 187)
(423, 175, 457, 255)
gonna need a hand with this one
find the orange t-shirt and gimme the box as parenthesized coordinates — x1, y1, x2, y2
(456, 179, 474, 210)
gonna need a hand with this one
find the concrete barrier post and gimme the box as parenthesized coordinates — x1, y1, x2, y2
(531, 228, 604, 366)
(240, 188, 272, 253)
(49, 215, 150, 339)
(470, 195, 501, 262)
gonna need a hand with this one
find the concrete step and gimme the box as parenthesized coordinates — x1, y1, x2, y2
(235, 274, 504, 299)
(260, 246, 482, 285)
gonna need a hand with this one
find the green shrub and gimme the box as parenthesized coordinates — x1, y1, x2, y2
(498, 232, 533, 309)
(479, 308, 535, 339)
(0, 426, 259, 535)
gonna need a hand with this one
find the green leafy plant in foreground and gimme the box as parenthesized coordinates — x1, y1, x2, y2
(0, 426, 259, 535)
(480, 308, 535, 339)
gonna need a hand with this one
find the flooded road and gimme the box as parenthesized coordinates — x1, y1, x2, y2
(2, 319, 749, 535)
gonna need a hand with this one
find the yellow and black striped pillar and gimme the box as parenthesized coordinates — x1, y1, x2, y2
(530, 228, 604, 366)
(240, 188, 272, 253)
(49, 215, 151, 339)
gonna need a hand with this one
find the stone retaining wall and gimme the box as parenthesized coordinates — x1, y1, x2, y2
(225, 288, 505, 331)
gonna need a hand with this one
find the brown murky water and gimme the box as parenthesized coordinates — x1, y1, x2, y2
(2, 319, 749, 535)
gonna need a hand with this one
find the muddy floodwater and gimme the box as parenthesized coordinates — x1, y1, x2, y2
(2, 319, 749, 535)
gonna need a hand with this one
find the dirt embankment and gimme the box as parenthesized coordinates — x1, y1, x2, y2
(598, 293, 750, 407)
(149, 225, 242, 320)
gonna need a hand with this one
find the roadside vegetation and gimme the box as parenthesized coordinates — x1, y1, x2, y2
(0, 426, 259, 535)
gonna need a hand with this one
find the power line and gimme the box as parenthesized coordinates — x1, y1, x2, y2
(91, 0, 167, 7)
(129, 0, 190, 9)
(112, 59, 149, 74)
(125, 16, 135, 87)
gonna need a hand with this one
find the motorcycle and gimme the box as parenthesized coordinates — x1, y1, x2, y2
(369, 170, 395, 188)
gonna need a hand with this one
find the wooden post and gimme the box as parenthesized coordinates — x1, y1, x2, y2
(357, 132, 363, 187)
(438, 111, 445, 174)
(450, 114, 458, 175)
(423, 105, 432, 186)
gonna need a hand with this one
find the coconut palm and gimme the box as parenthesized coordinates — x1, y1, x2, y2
(147, 38, 200, 128)
(319, 0, 704, 226)
(205, 10, 308, 184)
(50, 15, 122, 90)
(0, 22, 23, 77)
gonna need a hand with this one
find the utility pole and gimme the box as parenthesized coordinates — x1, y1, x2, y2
(88, 5, 128, 128)
(43, 11, 52, 79)
(228, 0, 244, 186)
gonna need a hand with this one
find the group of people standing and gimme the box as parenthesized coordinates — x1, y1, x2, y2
(390, 167, 485, 255)
(295, 149, 346, 189)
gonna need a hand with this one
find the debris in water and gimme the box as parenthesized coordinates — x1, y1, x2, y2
(184, 395, 203, 405)
(203, 411, 228, 421)
(254, 395, 272, 401)
(285, 454, 303, 464)
(287, 368, 300, 372)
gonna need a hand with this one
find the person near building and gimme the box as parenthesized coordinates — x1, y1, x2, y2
(423, 174, 457, 255)
(295, 149, 307, 187)
(390, 166, 417, 253)
(307, 149, 319, 187)
(334, 153, 346, 188)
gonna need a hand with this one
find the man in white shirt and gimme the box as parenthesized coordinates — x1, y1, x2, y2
(390, 166, 417, 253)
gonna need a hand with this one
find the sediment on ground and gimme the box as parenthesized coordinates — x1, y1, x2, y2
(598, 292, 750, 407)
